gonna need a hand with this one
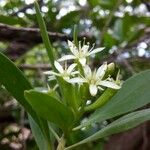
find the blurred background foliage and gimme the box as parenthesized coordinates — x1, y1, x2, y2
(0, 0, 150, 149)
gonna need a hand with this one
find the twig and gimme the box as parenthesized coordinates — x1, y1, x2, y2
(0, 23, 68, 41)
(0, 23, 68, 60)
(19, 64, 51, 70)
(18, 55, 150, 71)
(0, 23, 95, 43)
(0, 23, 95, 60)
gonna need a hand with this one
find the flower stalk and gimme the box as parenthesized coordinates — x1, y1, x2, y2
(34, 3, 122, 148)
(84, 88, 118, 112)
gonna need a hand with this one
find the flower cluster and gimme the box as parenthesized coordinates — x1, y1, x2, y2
(44, 40, 121, 96)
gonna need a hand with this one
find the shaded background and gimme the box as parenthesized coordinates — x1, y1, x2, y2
(0, 0, 150, 149)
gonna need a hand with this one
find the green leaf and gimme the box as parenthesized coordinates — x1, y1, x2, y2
(99, 0, 116, 9)
(58, 10, 80, 29)
(113, 19, 124, 41)
(88, 0, 100, 8)
(127, 28, 144, 44)
(0, 52, 38, 123)
(75, 69, 150, 129)
(0, 52, 51, 149)
(113, 14, 138, 43)
(60, 80, 79, 114)
(24, 90, 75, 131)
(88, 0, 116, 10)
(34, 2, 55, 70)
(103, 32, 118, 48)
(67, 108, 150, 149)
(28, 115, 51, 150)
(0, 15, 26, 25)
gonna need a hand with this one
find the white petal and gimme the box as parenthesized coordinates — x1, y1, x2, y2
(63, 76, 70, 81)
(97, 86, 104, 91)
(84, 65, 92, 78)
(71, 48, 79, 56)
(67, 63, 77, 74)
(71, 71, 79, 75)
(96, 62, 107, 79)
(48, 76, 56, 81)
(68, 40, 74, 48)
(53, 84, 59, 90)
(100, 81, 121, 89)
(89, 84, 98, 96)
(68, 77, 86, 83)
(54, 61, 64, 73)
(68, 40, 78, 56)
(43, 71, 52, 75)
(88, 47, 104, 56)
(58, 55, 76, 62)
(79, 57, 86, 66)
(82, 45, 89, 54)
(44, 71, 59, 76)
(116, 70, 120, 81)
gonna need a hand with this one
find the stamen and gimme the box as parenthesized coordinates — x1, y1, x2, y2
(53, 84, 59, 90)
(83, 37, 86, 45)
(47, 84, 51, 91)
(64, 61, 67, 71)
(89, 43, 95, 52)
(116, 70, 120, 81)
(79, 41, 81, 50)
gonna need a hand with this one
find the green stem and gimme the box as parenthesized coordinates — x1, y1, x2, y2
(34, 1, 55, 71)
(49, 124, 60, 142)
(73, 25, 78, 47)
(57, 136, 66, 150)
(61, 80, 78, 114)
(84, 88, 118, 112)
(46, 140, 52, 150)
(77, 61, 84, 76)
(34, 1, 67, 103)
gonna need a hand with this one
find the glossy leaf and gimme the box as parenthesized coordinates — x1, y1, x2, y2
(0, 52, 39, 123)
(24, 90, 75, 131)
(0, 52, 51, 149)
(75, 69, 150, 129)
(67, 108, 150, 149)
(28, 115, 51, 150)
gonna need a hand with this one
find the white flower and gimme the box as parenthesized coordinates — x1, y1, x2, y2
(58, 40, 104, 66)
(44, 61, 78, 81)
(68, 63, 121, 96)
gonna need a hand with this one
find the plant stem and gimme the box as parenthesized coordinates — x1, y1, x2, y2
(49, 124, 60, 142)
(57, 136, 66, 150)
(34, 1, 55, 71)
(46, 141, 52, 150)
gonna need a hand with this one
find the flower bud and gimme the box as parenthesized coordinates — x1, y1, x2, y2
(107, 63, 115, 74)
